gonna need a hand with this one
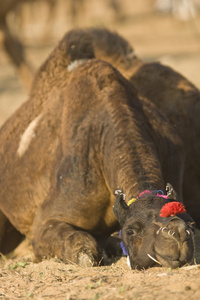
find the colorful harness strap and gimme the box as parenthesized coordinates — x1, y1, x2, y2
(127, 198, 137, 206)
(127, 190, 167, 207)
(138, 189, 168, 199)
(119, 230, 129, 256)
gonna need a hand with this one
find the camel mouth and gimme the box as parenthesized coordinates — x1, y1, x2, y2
(147, 252, 181, 268)
(153, 224, 195, 268)
(154, 251, 191, 268)
(155, 253, 180, 268)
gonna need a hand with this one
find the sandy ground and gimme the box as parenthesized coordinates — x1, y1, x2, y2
(1, 255, 200, 300)
(1, 0, 200, 299)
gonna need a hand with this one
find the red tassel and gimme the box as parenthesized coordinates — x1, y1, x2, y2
(160, 202, 186, 217)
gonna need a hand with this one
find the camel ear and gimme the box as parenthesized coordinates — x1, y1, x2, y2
(166, 183, 177, 200)
(113, 191, 129, 225)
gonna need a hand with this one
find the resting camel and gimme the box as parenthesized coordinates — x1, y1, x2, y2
(0, 30, 195, 269)
(83, 27, 200, 229)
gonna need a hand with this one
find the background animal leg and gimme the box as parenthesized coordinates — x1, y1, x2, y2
(32, 220, 101, 267)
(0, 19, 33, 91)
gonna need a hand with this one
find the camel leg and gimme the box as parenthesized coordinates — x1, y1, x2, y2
(32, 219, 101, 267)
(0, 210, 24, 255)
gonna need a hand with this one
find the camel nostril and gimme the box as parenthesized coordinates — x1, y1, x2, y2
(177, 224, 191, 242)
(167, 230, 175, 236)
(157, 221, 191, 242)
(173, 226, 191, 242)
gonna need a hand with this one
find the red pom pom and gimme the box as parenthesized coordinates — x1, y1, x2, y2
(160, 202, 186, 217)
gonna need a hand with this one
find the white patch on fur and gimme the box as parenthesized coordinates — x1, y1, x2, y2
(17, 114, 42, 157)
(127, 51, 136, 60)
(67, 59, 88, 72)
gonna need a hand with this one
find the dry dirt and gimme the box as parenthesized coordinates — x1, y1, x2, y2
(1, 1, 200, 299)
(1, 253, 200, 300)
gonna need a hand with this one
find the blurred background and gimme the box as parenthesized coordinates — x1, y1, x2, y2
(0, 0, 200, 126)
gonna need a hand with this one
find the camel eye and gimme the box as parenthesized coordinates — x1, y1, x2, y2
(126, 229, 137, 236)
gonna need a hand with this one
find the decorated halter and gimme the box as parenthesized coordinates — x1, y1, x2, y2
(118, 189, 186, 257)
(127, 189, 186, 217)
